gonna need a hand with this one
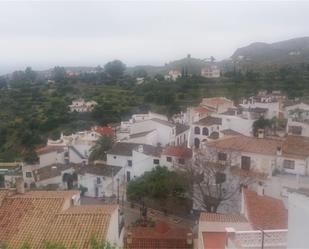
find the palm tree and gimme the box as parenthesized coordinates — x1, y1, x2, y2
(89, 135, 114, 162)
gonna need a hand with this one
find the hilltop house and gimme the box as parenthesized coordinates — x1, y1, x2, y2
(69, 98, 97, 112)
(201, 65, 220, 78)
(165, 69, 182, 81)
(285, 102, 309, 137)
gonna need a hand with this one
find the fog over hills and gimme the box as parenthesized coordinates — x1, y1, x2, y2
(231, 37, 309, 65)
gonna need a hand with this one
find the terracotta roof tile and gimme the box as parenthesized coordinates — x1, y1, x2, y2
(199, 213, 248, 223)
(207, 135, 283, 156)
(95, 126, 114, 136)
(202, 232, 226, 249)
(194, 107, 214, 114)
(36, 145, 65, 155)
(194, 116, 222, 126)
(163, 146, 192, 158)
(282, 135, 309, 159)
(125, 221, 192, 249)
(243, 189, 288, 230)
(0, 190, 115, 249)
(47, 205, 117, 249)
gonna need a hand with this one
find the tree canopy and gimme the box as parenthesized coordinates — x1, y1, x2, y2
(127, 166, 188, 202)
(104, 60, 126, 80)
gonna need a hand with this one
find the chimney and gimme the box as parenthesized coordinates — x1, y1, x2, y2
(16, 177, 25, 194)
(127, 232, 132, 244)
(225, 227, 236, 247)
(138, 145, 144, 153)
(186, 233, 193, 245)
(276, 146, 282, 156)
(257, 182, 264, 196)
(257, 129, 264, 139)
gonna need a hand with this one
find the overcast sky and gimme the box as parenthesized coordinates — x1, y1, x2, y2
(0, 1, 309, 74)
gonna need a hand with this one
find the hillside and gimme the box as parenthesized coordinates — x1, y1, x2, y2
(128, 55, 211, 76)
(231, 37, 309, 65)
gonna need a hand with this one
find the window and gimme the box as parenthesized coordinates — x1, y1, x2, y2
(215, 172, 226, 184)
(127, 171, 131, 182)
(127, 160, 132, 167)
(194, 127, 200, 135)
(153, 159, 159, 165)
(283, 160, 295, 169)
(202, 127, 209, 136)
(241, 156, 251, 170)
(26, 172, 32, 178)
(113, 156, 117, 159)
(218, 152, 227, 161)
(166, 157, 172, 162)
(194, 138, 200, 149)
(178, 158, 185, 164)
(96, 177, 101, 184)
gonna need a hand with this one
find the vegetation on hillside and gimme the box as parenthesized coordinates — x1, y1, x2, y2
(1, 58, 309, 162)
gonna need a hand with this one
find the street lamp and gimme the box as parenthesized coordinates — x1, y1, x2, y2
(117, 178, 120, 204)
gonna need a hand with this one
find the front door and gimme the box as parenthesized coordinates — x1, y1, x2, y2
(127, 171, 131, 182)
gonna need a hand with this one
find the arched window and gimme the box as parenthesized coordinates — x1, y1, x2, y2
(194, 138, 200, 149)
(202, 127, 209, 136)
(194, 127, 200, 135)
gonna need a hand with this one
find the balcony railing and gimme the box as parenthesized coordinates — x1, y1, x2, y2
(232, 230, 287, 248)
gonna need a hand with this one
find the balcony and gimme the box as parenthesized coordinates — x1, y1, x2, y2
(226, 229, 287, 249)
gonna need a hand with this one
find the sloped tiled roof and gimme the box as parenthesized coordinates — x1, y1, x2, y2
(175, 123, 190, 135)
(0, 194, 68, 248)
(130, 130, 156, 139)
(47, 205, 117, 249)
(163, 146, 192, 158)
(77, 164, 122, 177)
(36, 145, 65, 155)
(194, 106, 214, 114)
(282, 135, 309, 159)
(207, 135, 283, 156)
(194, 116, 222, 126)
(95, 126, 114, 136)
(243, 189, 288, 230)
(151, 118, 175, 128)
(0, 191, 116, 249)
(125, 221, 192, 249)
(108, 142, 162, 157)
(199, 212, 248, 223)
(33, 163, 74, 182)
(220, 129, 242, 136)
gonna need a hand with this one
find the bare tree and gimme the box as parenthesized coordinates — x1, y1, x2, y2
(185, 148, 259, 213)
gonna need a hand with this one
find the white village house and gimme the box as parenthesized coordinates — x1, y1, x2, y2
(69, 98, 97, 112)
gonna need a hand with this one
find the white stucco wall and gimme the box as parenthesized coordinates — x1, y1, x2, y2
(130, 150, 159, 178)
(287, 119, 309, 137)
(129, 120, 175, 146)
(107, 154, 132, 167)
(106, 207, 124, 247)
(288, 193, 309, 248)
(39, 151, 65, 168)
(218, 114, 254, 136)
(127, 130, 158, 146)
